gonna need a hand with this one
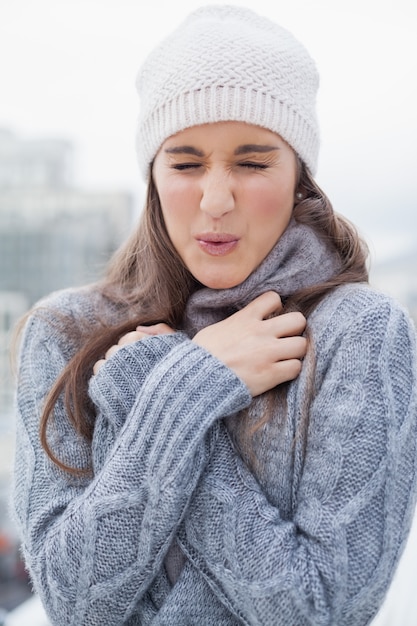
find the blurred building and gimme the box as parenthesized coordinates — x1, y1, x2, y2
(0, 187, 132, 305)
(0, 128, 133, 306)
(0, 128, 73, 188)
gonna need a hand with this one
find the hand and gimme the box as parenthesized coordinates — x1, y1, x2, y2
(192, 291, 307, 397)
(93, 323, 175, 375)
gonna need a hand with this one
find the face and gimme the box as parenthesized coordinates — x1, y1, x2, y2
(152, 121, 298, 289)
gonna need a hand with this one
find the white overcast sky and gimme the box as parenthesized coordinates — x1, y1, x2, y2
(1, 0, 416, 261)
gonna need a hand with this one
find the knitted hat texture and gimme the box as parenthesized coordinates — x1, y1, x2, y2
(136, 5, 320, 177)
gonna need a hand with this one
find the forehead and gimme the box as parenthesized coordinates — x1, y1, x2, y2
(161, 121, 283, 151)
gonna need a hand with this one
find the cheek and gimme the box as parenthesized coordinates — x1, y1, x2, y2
(245, 179, 294, 220)
(157, 182, 194, 237)
(158, 178, 199, 219)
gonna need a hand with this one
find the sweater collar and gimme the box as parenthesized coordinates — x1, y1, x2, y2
(183, 219, 340, 336)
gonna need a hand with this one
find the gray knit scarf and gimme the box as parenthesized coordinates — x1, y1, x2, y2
(183, 219, 341, 337)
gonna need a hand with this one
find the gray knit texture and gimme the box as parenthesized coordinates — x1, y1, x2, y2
(12, 221, 417, 625)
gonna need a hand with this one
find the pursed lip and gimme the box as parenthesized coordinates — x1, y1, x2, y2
(195, 232, 240, 243)
(195, 232, 240, 256)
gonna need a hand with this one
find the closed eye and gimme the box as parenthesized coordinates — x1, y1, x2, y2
(238, 162, 268, 170)
(171, 163, 201, 171)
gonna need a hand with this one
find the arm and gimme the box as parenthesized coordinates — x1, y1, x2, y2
(13, 311, 251, 626)
(177, 299, 417, 625)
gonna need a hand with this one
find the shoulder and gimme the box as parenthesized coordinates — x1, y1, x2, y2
(19, 285, 123, 364)
(311, 282, 415, 342)
(32, 284, 117, 324)
(308, 283, 416, 381)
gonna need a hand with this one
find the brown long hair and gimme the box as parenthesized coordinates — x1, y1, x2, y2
(39, 161, 369, 472)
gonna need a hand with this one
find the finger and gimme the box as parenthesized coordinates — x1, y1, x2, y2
(272, 359, 303, 385)
(118, 330, 148, 346)
(104, 344, 123, 359)
(250, 357, 304, 396)
(272, 336, 307, 361)
(244, 291, 283, 319)
(266, 311, 306, 337)
(136, 323, 175, 335)
(93, 359, 106, 375)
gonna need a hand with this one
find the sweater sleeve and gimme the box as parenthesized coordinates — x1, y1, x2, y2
(12, 310, 251, 626)
(177, 300, 417, 626)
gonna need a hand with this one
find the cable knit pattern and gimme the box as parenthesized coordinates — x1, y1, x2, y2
(136, 5, 319, 176)
(12, 223, 417, 625)
(178, 291, 417, 625)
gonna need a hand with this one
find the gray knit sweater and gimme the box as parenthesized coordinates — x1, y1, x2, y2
(12, 222, 417, 625)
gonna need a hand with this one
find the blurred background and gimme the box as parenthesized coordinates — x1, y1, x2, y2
(0, 0, 416, 622)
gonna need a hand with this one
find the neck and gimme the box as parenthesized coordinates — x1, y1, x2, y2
(183, 219, 340, 336)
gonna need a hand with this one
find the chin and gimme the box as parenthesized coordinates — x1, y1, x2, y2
(197, 272, 249, 290)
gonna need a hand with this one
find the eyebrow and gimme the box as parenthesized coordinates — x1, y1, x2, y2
(164, 146, 205, 157)
(164, 144, 280, 157)
(234, 144, 280, 155)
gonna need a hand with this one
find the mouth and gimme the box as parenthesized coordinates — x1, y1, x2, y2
(195, 233, 240, 256)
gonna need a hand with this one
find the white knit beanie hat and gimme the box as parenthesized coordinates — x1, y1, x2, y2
(136, 5, 320, 177)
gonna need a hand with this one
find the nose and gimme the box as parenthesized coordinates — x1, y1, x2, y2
(199, 168, 235, 218)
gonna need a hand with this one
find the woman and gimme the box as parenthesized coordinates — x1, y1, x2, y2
(12, 5, 417, 625)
